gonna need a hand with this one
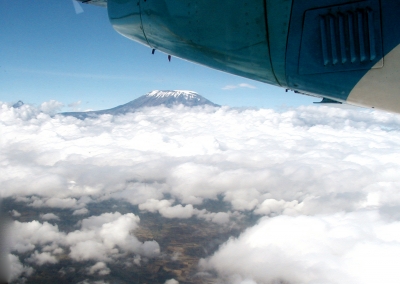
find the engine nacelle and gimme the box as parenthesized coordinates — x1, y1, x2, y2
(106, 0, 400, 114)
(108, 0, 279, 86)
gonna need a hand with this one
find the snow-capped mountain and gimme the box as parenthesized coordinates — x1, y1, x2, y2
(130, 90, 219, 108)
(60, 90, 219, 119)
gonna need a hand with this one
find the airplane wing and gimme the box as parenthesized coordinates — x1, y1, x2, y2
(77, 0, 107, 7)
(77, 0, 400, 114)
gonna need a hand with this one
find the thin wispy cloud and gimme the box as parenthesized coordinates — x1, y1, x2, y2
(67, 100, 82, 108)
(222, 83, 257, 90)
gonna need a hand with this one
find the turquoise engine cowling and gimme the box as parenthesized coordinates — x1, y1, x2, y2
(106, 0, 400, 114)
(108, 0, 280, 87)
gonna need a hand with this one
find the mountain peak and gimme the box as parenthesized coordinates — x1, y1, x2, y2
(60, 90, 219, 119)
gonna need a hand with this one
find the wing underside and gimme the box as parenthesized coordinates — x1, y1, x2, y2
(76, 0, 107, 7)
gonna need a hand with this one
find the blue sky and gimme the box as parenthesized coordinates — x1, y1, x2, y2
(0, 0, 316, 111)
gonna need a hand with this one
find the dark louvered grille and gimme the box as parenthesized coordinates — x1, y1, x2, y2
(319, 9, 377, 67)
(298, 0, 382, 75)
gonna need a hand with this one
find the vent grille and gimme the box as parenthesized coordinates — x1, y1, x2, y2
(299, 1, 383, 75)
(320, 9, 377, 66)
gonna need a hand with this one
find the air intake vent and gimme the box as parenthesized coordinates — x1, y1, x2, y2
(320, 9, 376, 65)
(299, 1, 383, 75)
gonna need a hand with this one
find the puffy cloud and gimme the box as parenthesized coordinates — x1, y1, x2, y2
(254, 199, 303, 216)
(165, 279, 179, 284)
(72, 208, 89, 215)
(66, 212, 160, 261)
(87, 262, 110, 275)
(139, 199, 173, 213)
(140, 199, 230, 220)
(27, 250, 58, 265)
(200, 211, 400, 284)
(68, 240, 108, 262)
(10, 210, 21, 217)
(11, 220, 64, 254)
(39, 100, 64, 114)
(210, 212, 230, 224)
(40, 213, 60, 221)
(8, 254, 34, 283)
(159, 204, 194, 219)
(140, 240, 161, 258)
(9, 212, 159, 267)
(139, 199, 197, 219)
(194, 209, 233, 224)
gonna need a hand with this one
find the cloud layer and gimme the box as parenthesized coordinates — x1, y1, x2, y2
(2, 101, 400, 282)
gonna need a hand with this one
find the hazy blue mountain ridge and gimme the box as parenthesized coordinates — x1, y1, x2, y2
(12, 100, 24, 108)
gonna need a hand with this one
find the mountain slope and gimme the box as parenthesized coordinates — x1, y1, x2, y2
(60, 90, 219, 119)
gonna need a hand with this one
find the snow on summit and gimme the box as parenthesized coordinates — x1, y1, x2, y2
(60, 90, 219, 119)
(146, 90, 200, 100)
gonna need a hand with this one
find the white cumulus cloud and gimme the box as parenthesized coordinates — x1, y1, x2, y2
(87, 262, 111, 275)
(3, 102, 400, 282)
(27, 250, 58, 266)
(66, 212, 160, 261)
(8, 212, 159, 273)
(40, 213, 60, 221)
(200, 211, 400, 284)
(8, 254, 34, 282)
